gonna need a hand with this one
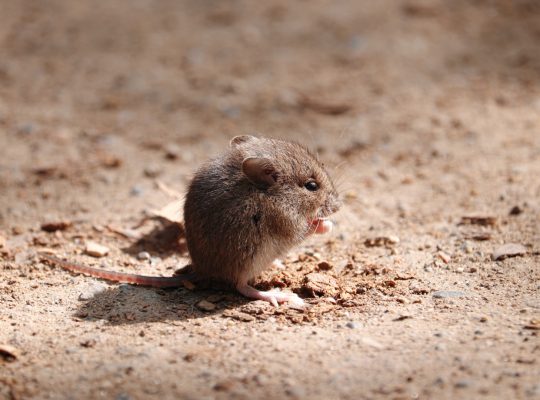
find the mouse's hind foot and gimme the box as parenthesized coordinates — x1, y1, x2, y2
(236, 284, 305, 308)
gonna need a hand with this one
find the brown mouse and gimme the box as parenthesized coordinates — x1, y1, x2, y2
(42, 135, 340, 307)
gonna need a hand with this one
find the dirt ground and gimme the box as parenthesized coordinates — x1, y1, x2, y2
(1, 1, 539, 399)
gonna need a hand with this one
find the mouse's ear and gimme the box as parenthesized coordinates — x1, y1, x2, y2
(230, 135, 256, 148)
(242, 157, 278, 188)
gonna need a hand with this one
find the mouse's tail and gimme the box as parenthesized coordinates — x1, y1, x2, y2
(39, 253, 189, 288)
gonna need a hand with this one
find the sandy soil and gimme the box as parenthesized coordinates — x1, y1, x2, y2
(1, 1, 539, 399)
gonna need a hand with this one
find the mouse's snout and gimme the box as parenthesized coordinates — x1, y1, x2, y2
(324, 191, 342, 216)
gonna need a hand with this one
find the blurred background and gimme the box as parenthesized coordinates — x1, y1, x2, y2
(1, 1, 539, 399)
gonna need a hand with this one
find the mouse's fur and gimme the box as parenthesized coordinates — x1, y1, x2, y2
(184, 135, 340, 285)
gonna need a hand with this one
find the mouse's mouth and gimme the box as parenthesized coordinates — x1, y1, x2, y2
(308, 218, 333, 234)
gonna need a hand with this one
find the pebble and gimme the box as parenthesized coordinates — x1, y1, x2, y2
(196, 300, 216, 312)
(432, 290, 467, 299)
(17, 122, 35, 135)
(213, 380, 235, 392)
(79, 282, 107, 300)
(137, 251, 151, 261)
(454, 380, 471, 389)
(143, 165, 162, 178)
(492, 243, 527, 261)
(346, 321, 359, 329)
(84, 241, 110, 257)
(164, 144, 181, 160)
(130, 186, 143, 196)
(509, 205, 523, 216)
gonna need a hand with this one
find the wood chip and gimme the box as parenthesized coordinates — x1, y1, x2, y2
(436, 251, 451, 263)
(0, 344, 19, 361)
(460, 216, 496, 227)
(469, 233, 492, 241)
(222, 310, 255, 322)
(298, 94, 352, 115)
(41, 221, 72, 232)
(84, 241, 110, 257)
(492, 243, 527, 261)
(393, 315, 412, 321)
(364, 236, 400, 247)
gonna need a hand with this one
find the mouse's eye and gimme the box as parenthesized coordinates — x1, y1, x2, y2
(304, 180, 319, 192)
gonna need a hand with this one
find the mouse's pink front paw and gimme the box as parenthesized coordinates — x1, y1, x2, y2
(236, 284, 305, 308)
(309, 218, 333, 235)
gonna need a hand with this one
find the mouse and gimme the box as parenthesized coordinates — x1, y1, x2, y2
(41, 135, 341, 307)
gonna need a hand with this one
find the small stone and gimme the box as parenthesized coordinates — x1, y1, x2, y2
(79, 282, 107, 300)
(130, 186, 143, 196)
(137, 251, 151, 261)
(346, 321, 359, 329)
(455, 380, 471, 388)
(317, 261, 333, 271)
(213, 380, 235, 392)
(432, 290, 467, 299)
(164, 144, 181, 160)
(492, 243, 527, 261)
(509, 205, 523, 216)
(344, 190, 358, 200)
(196, 300, 216, 312)
(143, 165, 162, 178)
(85, 242, 110, 257)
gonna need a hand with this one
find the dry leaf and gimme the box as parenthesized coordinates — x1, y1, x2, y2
(150, 200, 183, 224)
